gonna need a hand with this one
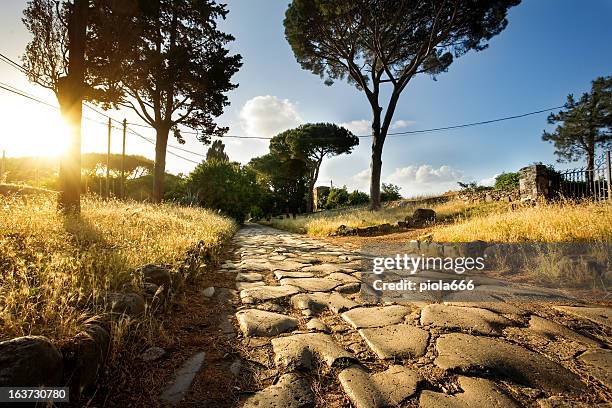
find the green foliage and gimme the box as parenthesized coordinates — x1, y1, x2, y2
(542, 76, 612, 169)
(206, 140, 229, 162)
(494, 172, 520, 191)
(185, 161, 260, 222)
(381, 183, 402, 201)
(325, 187, 349, 209)
(347, 190, 370, 206)
(457, 181, 492, 193)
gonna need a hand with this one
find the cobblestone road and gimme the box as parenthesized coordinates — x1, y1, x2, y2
(219, 224, 610, 407)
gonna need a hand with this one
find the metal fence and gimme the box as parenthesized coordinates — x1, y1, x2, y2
(551, 151, 612, 201)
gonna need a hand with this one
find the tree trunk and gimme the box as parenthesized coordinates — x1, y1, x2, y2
(153, 126, 170, 203)
(306, 178, 315, 213)
(57, 0, 88, 214)
(369, 108, 383, 210)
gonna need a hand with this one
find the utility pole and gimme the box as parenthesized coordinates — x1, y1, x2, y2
(106, 117, 111, 198)
(120, 119, 127, 199)
(606, 150, 611, 202)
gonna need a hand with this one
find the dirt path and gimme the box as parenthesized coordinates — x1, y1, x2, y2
(98, 223, 611, 407)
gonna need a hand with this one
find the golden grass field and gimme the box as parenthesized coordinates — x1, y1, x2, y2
(266, 199, 612, 242)
(0, 194, 236, 343)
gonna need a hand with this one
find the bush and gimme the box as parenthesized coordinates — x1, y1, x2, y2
(347, 190, 369, 206)
(185, 161, 260, 222)
(381, 183, 402, 201)
(325, 187, 349, 209)
(494, 172, 520, 191)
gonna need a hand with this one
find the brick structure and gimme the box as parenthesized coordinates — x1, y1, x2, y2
(519, 165, 553, 201)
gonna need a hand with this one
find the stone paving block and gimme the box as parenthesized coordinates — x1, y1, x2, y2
(240, 285, 301, 304)
(435, 333, 585, 394)
(243, 373, 314, 408)
(578, 348, 611, 386)
(419, 376, 520, 408)
(528, 315, 601, 347)
(342, 305, 411, 329)
(306, 318, 329, 332)
(358, 324, 429, 359)
(553, 306, 612, 329)
(160, 351, 205, 405)
(444, 301, 529, 316)
(271, 333, 354, 371)
(236, 272, 264, 282)
(301, 263, 349, 275)
(420, 304, 513, 335)
(338, 364, 420, 408)
(280, 277, 341, 292)
(272, 260, 310, 271)
(239, 260, 273, 271)
(327, 292, 359, 314)
(236, 309, 298, 337)
(327, 272, 360, 284)
(236, 281, 266, 291)
(273, 270, 314, 280)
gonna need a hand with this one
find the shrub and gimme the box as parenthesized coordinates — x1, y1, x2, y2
(381, 183, 402, 201)
(347, 190, 369, 206)
(325, 186, 349, 209)
(494, 172, 520, 190)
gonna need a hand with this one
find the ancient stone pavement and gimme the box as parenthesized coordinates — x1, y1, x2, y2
(218, 224, 611, 407)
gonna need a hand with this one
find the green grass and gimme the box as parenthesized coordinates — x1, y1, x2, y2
(0, 194, 237, 342)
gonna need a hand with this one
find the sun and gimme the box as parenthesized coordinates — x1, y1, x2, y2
(2, 103, 71, 158)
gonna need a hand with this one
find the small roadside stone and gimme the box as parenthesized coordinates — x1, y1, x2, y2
(358, 324, 429, 359)
(160, 351, 205, 405)
(240, 285, 301, 303)
(0, 336, 63, 387)
(280, 277, 341, 292)
(243, 373, 315, 408)
(236, 309, 298, 337)
(140, 264, 172, 291)
(236, 272, 264, 282)
(338, 364, 421, 408)
(335, 282, 361, 294)
(109, 292, 146, 316)
(140, 346, 166, 362)
(306, 318, 329, 332)
(342, 305, 411, 329)
(201, 287, 215, 297)
(236, 281, 266, 291)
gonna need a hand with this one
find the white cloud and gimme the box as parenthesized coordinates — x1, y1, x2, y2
(338, 120, 371, 136)
(351, 168, 371, 191)
(239, 95, 303, 138)
(479, 174, 498, 187)
(391, 119, 416, 130)
(387, 164, 464, 196)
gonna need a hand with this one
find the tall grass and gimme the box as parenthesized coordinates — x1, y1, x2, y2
(0, 194, 236, 342)
(265, 199, 505, 236)
(431, 200, 611, 242)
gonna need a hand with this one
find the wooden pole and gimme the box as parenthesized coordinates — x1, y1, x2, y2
(120, 119, 127, 199)
(606, 150, 611, 202)
(106, 117, 111, 198)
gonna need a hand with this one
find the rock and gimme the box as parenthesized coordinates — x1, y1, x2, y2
(327, 272, 360, 284)
(327, 292, 359, 314)
(280, 277, 341, 292)
(236, 272, 264, 282)
(553, 306, 612, 329)
(273, 270, 314, 280)
(444, 301, 529, 316)
(0, 336, 63, 387)
(236, 310, 298, 337)
(255, 302, 285, 313)
(243, 373, 315, 408)
(140, 346, 166, 362)
(306, 318, 329, 332)
(358, 324, 429, 359)
(301, 263, 348, 275)
(201, 287, 215, 297)
(140, 264, 172, 291)
(63, 323, 110, 398)
(160, 351, 206, 405)
(419, 376, 520, 408)
(109, 292, 145, 316)
(229, 359, 241, 376)
(240, 285, 301, 303)
(342, 305, 411, 329)
(537, 396, 592, 407)
(411, 208, 436, 224)
(420, 304, 513, 335)
(236, 281, 266, 291)
(338, 364, 420, 408)
(273, 260, 310, 271)
(271, 333, 354, 371)
(578, 349, 611, 385)
(239, 260, 273, 271)
(435, 333, 585, 394)
(528, 315, 600, 347)
(335, 282, 361, 294)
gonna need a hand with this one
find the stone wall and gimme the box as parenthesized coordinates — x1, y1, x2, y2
(457, 189, 519, 203)
(519, 164, 554, 201)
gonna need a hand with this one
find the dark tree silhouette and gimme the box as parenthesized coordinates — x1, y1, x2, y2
(118, 0, 242, 202)
(543, 76, 611, 172)
(22, 0, 135, 212)
(206, 140, 230, 162)
(269, 123, 358, 212)
(284, 0, 520, 209)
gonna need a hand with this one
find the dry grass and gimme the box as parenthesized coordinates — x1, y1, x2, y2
(265, 199, 505, 236)
(0, 193, 237, 342)
(431, 200, 612, 242)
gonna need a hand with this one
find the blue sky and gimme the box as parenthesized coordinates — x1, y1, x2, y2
(1, 0, 611, 196)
